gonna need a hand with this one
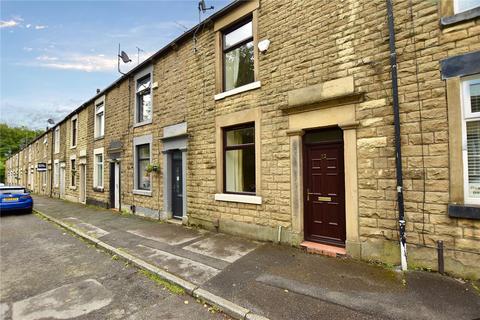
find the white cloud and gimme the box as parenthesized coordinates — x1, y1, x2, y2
(35, 25, 47, 30)
(23, 47, 33, 52)
(36, 55, 58, 61)
(29, 51, 154, 73)
(26, 24, 31, 28)
(0, 20, 20, 28)
(36, 54, 118, 72)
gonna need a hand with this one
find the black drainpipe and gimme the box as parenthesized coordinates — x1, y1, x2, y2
(386, 0, 407, 270)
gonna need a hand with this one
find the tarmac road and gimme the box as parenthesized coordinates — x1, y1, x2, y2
(0, 212, 228, 320)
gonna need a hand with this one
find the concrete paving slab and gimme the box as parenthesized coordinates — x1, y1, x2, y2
(136, 244, 221, 285)
(183, 234, 260, 263)
(62, 217, 109, 238)
(11, 279, 113, 320)
(127, 225, 205, 246)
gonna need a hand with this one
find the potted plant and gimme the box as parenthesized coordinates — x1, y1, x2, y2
(145, 163, 159, 173)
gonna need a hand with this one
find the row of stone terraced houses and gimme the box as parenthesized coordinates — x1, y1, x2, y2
(5, 0, 480, 278)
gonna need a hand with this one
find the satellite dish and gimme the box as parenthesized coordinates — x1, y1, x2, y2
(119, 51, 131, 63)
(47, 119, 55, 125)
(198, 0, 213, 13)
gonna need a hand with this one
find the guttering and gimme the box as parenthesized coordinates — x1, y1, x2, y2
(386, 0, 407, 271)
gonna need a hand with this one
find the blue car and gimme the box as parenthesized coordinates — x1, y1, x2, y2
(0, 186, 33, 214)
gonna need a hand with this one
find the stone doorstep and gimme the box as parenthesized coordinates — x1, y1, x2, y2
(300, 241, 346, 257)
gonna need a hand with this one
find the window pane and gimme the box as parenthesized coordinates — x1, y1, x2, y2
(224, 21, 252, 49)
(224, 42, 254, 91)
(137, 144, 150, 159)
(96, 112, 104, 136)
(467, 120, 480, 199)
(136, 144, 151, 190)
(470, 82, 480, 113)
(137, 75, 151, 92)
(138, 159, 151, 190)
(456, 0, 480, 12)
(225, 147, 255, 193)
(226, 126, 254, 146)
(138, 92, 152, 122)
(96, 154, 103, 187)
(0, 188, 25, 194)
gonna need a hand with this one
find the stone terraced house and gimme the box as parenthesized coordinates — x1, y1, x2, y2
(5, 0, 480, 278)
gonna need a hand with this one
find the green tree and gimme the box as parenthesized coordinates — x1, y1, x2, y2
(0, 123, 44, 183)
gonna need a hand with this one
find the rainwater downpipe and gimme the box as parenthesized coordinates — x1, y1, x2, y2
(386, 0, 408, 271)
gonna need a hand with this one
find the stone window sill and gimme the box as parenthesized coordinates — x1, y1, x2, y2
(441, 7, 480, 26)
(214, 81, 261, 101)
(94, 136, 104, 141)
(93, 187, 104, 192)
(133, 119, 153, 128)
(133, 189, 152, 197)
(214, 193, 262, 205)
(69, 186, 77, 190)
(448, 203, 480, 220)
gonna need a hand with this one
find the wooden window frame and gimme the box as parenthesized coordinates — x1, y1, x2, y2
(214, 1, 259, 96)
(221, 16, 254, 92)
(222, 122, 256, 195)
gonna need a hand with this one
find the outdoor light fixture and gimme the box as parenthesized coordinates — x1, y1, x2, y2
(258, 39, 270, 53)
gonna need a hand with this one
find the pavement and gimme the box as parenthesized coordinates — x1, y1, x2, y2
(31, 195, 480, 320)
(0, 211, 229, 320)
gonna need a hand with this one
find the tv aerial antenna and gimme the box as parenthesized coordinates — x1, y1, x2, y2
(193, 0, 214, 53)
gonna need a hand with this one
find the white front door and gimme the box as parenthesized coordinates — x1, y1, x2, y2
(114, 163, 120, 209)
(59, 167, 65, 198)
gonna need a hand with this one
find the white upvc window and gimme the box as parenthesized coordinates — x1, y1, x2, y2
(134, 67, 153, 126)
(454, 0, 480, 13)
(461, 74, 480, 205)
(95, 97, 105, 138)
(54, 127, 60, 154)
(43, 136, 48, 157)
(71, 115, 78, 148)
(54, 160, 59, 187)
(93, 147, 104, 189)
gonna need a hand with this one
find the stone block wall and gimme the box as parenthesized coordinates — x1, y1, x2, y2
(4, 0, 479, 278)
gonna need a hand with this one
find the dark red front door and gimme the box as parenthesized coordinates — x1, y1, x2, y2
(304, 140, 346, 247)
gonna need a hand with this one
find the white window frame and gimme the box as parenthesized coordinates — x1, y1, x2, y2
(134, 66, 153, 127)
(70, 115, 78, 148)
(461, 74, 480, 205)
(133, 134, 152, 195)
(454, 0, 480, 13)
(43, 135, 48, 157)
(93, 147, 104, 189)
(94, 96, 105, 139)
(54, 127, 60, 154)
(54, 160, 60, 187)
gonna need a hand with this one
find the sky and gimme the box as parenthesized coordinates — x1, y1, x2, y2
(0, 0, 230, 130)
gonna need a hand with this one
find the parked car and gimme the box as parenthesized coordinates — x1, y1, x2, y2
(0, 186, 33, 214)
